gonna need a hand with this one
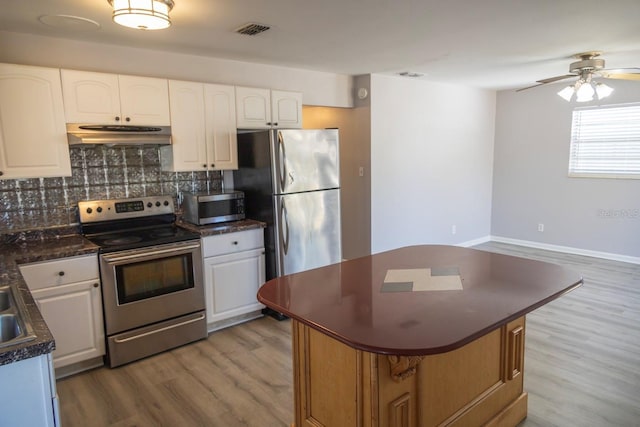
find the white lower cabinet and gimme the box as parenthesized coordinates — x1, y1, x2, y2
(0, 353, 58, 427)
(202, 229, 265, 330)
(19, 255, 105, 373)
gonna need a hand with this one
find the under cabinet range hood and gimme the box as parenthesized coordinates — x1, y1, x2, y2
(66, 124, 172, 146)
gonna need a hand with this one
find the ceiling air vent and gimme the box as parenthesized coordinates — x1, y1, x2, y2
(235, 23, 270, 36)
(398, 71, 424, 78)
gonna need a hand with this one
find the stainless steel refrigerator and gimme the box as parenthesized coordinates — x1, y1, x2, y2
(233, 129, 341, 281)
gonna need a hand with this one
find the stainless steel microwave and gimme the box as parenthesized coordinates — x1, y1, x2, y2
(181, 191, 245, 225)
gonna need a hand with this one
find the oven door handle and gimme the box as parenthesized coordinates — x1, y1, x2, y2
(101, 242, 201, 264)
(113, 313, 206, 343)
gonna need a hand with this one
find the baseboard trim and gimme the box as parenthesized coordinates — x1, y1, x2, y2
(489, 235, 640, 265)
(457, 236, 492, 248)
(54, 356, 104, 380)
(207, 310, 264, 334)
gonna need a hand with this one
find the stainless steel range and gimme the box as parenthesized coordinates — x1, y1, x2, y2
(79, 196, 206, 367)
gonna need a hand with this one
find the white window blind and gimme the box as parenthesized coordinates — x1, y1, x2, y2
(569, 103, 640, 179)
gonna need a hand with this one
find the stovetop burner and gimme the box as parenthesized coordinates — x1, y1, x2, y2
(84, 224, 200, 252)
(150, 229, 177, 238)
(102, 236, 144, 246)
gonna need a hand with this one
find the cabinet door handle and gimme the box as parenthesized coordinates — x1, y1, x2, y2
(58, 271, 65, 276)
(0, 171, 3, 176)
(93, 283, 99, 288)
(273, 122, 278, 126)
(232, 241, 238, 245)
(210, 164, 215, 168)
(203, 164, 207, 168)
(125, 117, 131, 122)
(115, 116, 120, 121)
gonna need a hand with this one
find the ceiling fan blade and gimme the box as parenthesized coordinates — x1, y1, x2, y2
(602, 73, 640, 81)
(536, 74, 576, 84)
(599, 68, 640, 81)
(516, 83, 546, 92)
(516, 74, 577, 92)
(600, 67, 640, 75)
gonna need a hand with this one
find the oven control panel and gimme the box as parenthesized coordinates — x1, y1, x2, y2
(79, 196, 175, 223)
(115, 200, 149, 213)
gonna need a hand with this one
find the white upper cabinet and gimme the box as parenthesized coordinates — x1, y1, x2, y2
(161, 80, 237, 171)
(162, 80, 207, 172)
(0, 63, 71, 179)
(118, 75, 170, 125)
(204, 84, 238, 170)
(60, 70, 119, 124)
(236, 86, 302, 129)
(271, 89, 303, 128)
(235, 86, 271, 129)
(61, 70, 170, 125)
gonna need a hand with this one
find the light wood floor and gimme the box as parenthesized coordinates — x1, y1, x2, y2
(58, 317, 293, 426)
(58, 242, 640, 426)
(474, 242, 640, 427)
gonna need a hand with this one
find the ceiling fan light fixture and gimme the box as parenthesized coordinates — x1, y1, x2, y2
(595, 82, 614, 100)
(576, 81, 595, 102)
(522, 51, 637, 101)
(109, 0, 174, 30)
(557, 78, 613, 103)
(557, 85, 575, 102)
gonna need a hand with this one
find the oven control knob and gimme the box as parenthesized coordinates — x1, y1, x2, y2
(147, 202, 153, 208)
(155, 201, 161, 207)
(163, 200, 169, 206)
(97, 207, 103, 213)
(86, 207, 93, 214)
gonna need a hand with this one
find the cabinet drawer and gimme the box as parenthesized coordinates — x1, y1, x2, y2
(202, 229, 264, 258)
(19, 255, 99, 291)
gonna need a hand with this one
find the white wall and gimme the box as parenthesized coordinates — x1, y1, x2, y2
(370, 74, 496, 253)
(493, 80, 640, 260)
(0, 31, 353, 108)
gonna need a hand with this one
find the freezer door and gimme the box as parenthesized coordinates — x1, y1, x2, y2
(274, 189, 342, 276)
(271, 129, 340, 194)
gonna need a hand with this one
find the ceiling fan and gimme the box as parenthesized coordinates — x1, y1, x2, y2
(517, 51, 640, 102)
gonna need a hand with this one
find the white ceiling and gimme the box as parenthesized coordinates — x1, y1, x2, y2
(2, 0, 640, 90)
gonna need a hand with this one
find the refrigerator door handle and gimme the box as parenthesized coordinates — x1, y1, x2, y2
(277, 131, 287, 192)
(279, 198, 290, 256)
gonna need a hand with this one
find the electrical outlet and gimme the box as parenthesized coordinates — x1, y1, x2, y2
(358, 166, 364, 177)
(451, 225, 457, 235)
(537, 223, 544, 232)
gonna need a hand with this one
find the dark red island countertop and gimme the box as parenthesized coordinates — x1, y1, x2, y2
(257, 245, 583, 356)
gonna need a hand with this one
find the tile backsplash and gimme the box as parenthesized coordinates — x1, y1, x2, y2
(0, 145, 222, 235)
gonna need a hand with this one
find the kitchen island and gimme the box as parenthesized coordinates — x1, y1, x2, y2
(257, 245, 582, 427)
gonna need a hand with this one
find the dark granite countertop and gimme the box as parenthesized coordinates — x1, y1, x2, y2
(0, 219, 263, 366)
(177, 218, 266, 236)
(0, 235, 99, 366)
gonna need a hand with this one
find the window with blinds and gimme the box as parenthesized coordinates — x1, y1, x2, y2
(568, 103, 640, 179)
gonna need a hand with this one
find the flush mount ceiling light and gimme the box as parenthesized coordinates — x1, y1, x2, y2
(108, 0, 174, 30)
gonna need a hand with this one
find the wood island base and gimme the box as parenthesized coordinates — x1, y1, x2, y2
(291, 316, 528, 427)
